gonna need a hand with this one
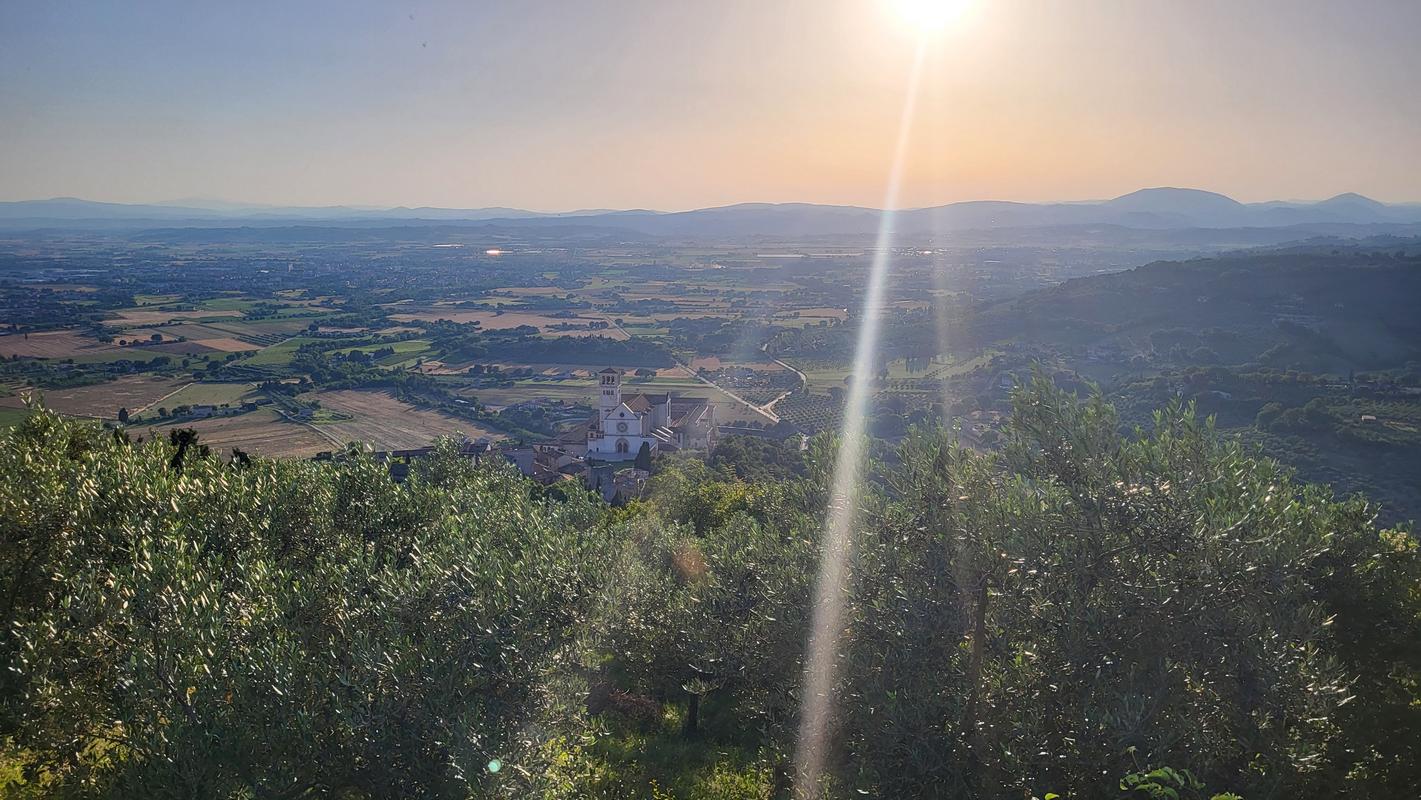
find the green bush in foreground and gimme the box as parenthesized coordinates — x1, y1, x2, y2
(0, 376, 1416, 798)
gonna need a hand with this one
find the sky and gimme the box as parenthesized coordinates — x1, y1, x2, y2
(1, 0, 1418, 211)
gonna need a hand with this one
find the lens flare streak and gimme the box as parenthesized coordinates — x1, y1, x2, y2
(793, 40, 929, 798)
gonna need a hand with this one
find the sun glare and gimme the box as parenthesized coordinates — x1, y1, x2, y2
(891, 0, 972, 33)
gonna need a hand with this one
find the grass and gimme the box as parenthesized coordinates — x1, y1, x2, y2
(309, 409, 355, 423)
(543, 701, 773, 799)
(200, 297, 258, 312)
(329, 339, 433, 367)
(269, 306, 331, 319)
(241, 337, 323, 367)
(782, 355, 992, 390)
(0, 408, 30, 428)
(133, 293, 181, 306)
(68, 348, 170, 365)
(791, 361, 853, 391)
(158, 382, 254, 408)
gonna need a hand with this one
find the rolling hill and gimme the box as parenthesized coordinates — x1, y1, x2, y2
(5, 188, 1420, 237)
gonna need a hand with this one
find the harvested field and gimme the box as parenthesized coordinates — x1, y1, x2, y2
(194, 337, 262, 353)
(112, 328, 176, 344)
(309, 390, 504, 450)
(204, 319, 314, 339)
(133, 322, 226, 341)
(470, 384, 597, 409)
(0, 330, 115, 359)
(137, 409, 330, 458)
(148, 340, 222, 355)
(0, 376, 187, 418)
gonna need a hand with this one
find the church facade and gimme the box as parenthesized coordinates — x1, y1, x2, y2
(585, 368, 716, 461)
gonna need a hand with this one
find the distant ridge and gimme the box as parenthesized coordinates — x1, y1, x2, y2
(1317, 192, 1388, 211)
(2, 188, 1419, 235)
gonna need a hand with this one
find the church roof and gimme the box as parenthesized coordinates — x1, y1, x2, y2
(621, 393, 668, 412)
(668, 397, 713, 428)
(670, 397, 711, 413)
(598, 367, 621, 374)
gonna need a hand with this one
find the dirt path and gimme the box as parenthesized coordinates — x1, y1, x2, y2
(136, 381, 193, 414)
(760, 344, 807, 416)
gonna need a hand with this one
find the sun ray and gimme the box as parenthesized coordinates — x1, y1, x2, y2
(792, 38, 930, 798)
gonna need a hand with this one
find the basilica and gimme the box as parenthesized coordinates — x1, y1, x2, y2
(584, 368, 716, 460)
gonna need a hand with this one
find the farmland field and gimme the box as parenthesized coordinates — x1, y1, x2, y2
(68, 347, 172, 364)
(137, 409, 330, 458)
(0, 375, 187, 418)
(240, 337, 323, 366)
(157, 381, 255, 409)
(0, 330, 115, 359)
(146, 340, 225, 356)
(190, 338, 259, 353)
(387, 308, 628, 339)
(111, 308, 244, 325)
(307, 390, 505, 449)
(329, 339, 432, 367)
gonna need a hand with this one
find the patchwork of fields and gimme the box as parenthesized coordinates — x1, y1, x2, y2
(0, 254, 859, 448)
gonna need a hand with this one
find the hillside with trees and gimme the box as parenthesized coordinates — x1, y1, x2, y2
(1, 378, 1417, 798)
(947, 241, 1421, 525)
(976, 244, 1421, 373)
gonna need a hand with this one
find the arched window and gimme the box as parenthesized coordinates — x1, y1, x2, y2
(616, 438, 630, 454)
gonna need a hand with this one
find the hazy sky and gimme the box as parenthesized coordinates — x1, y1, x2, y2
(2, 0, 1418, 210)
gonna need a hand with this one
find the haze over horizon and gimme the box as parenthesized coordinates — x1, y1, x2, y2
(6, 186, 1418, 218)
(3, 0, 1419, 210)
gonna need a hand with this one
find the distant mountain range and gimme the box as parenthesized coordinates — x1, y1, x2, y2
(3, 188, 1420, 237)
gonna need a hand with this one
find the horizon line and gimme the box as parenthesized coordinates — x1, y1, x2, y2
(4, 187, 1420, 216)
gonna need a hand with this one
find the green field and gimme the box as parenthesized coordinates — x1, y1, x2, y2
(69, 348, 172, 364)
(132, 293, 181, 306)
(241, 337, 323, 366)
(792, 361, 853, 390)
(329, 339, 433, 367)
(200, 297, 259, 312)
(0, 407, 30, 428)
(159, 381, 255, 408)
